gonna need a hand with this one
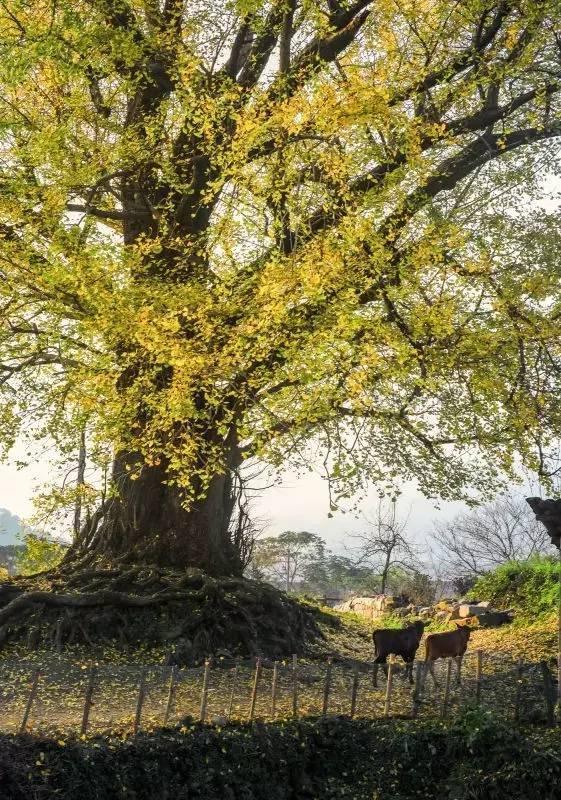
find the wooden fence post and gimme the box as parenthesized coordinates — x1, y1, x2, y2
(19, 669, 40, 734)
(164, 666, 178, 726)
(322, 657, 333, 717)
(80, 667, 96, 736)
(514, 660, 524, 722)
(249, 657, 262, 722)
(199, 659, 211, 722)
(227, 664, 239, 721)
(292, 654, 298, 718)
(134, 668, 147, 734)
(411, 661, 424, 718)
(541, 660, 555, 726)
(475, 650, 483, 704)
(350, 666, 360, 719)
(383, 656, 394, 717)
(271, 661, 278, 718)
(441, 658, 453, 719)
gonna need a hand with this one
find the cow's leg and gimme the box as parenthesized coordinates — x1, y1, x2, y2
(426, 659, 438, 687)
(455, 655, 463, 685)
(373, 655, 386, 687)
(405, 657, 415, 684)
(401, 655, 413, 683)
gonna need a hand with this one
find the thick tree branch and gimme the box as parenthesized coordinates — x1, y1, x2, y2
(66, 203, 152, 221)
(237, 3, 287, 89)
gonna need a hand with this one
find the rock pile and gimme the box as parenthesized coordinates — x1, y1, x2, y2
(334, 595, 513, 628)
(333, 595, 407, 619)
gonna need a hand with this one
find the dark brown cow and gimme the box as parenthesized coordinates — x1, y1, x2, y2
(424, 623, 473, 685)
(372, 620, 425, 686)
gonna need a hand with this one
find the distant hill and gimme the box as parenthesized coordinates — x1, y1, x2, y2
(0, 508, 23, 545)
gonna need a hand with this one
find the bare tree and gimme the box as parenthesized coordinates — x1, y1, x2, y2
(353, 501, 419, 594)
(432, 493, 550, 577)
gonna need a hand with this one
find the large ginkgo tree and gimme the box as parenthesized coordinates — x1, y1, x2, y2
(2, 0, 561, 577)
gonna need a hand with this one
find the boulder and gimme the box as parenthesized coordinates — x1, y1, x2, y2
(458, 604, 489, 618)
(455, 616, 479, 627)
(333, 594, 406, 619)
(477, 611, 513, 628)
(476, 601, 492, 609)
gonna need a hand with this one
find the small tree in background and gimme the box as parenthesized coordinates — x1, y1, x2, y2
(249, 531, 326, 593)
(301, 553, 379, 596)
(353, 501, 420, 594)
(392, 569, 437, 606)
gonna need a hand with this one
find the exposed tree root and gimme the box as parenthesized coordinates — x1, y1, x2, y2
(0, 563, 328, 663)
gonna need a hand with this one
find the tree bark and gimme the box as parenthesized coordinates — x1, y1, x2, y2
(69, 439, 244, 576)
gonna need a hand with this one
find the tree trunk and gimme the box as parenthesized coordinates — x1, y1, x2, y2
(381, 554, 391, 595)
(69, 441, 244, 576)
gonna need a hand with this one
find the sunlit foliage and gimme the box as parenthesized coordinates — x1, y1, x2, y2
(1, 0, 561, 516)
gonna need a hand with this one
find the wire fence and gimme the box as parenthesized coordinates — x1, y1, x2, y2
(0, 650, 557, 737)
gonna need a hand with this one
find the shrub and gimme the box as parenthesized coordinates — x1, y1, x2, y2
(469, 557, 560, 617)
(15, 532, 67, 575)
(1, 715, 561, 800)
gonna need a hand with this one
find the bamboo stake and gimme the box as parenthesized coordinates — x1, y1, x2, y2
(475, 650, 483, 704)
(163, 666, 178, 726)
(514, 660, 524, 722)
(383, 656, 394, 717)
(227, 664, 239, 721)
(199, 659, 211, 722)
(541, 660, 555, 726)
(271, 661, 278, 718)
(441, 658, 453, 719)
(133, 668, 147, 734)
(349, 666, 360, 719)
(292, 654, 298, 718)
(249, 657, 262, 722)
(19, 670, 40, 734)
(411, 661, 424, 718)
(322, 657, 333, 717)
(80, 667, 96, 736)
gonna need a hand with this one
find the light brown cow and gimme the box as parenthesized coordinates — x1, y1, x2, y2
(424, 623, 473, 686)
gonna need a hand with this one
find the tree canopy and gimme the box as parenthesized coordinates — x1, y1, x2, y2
(1, 0, 561, 558)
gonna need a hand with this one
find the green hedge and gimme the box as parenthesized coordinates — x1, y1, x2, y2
(1, 712, 561, 799)
(469, 557, 560, 617)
